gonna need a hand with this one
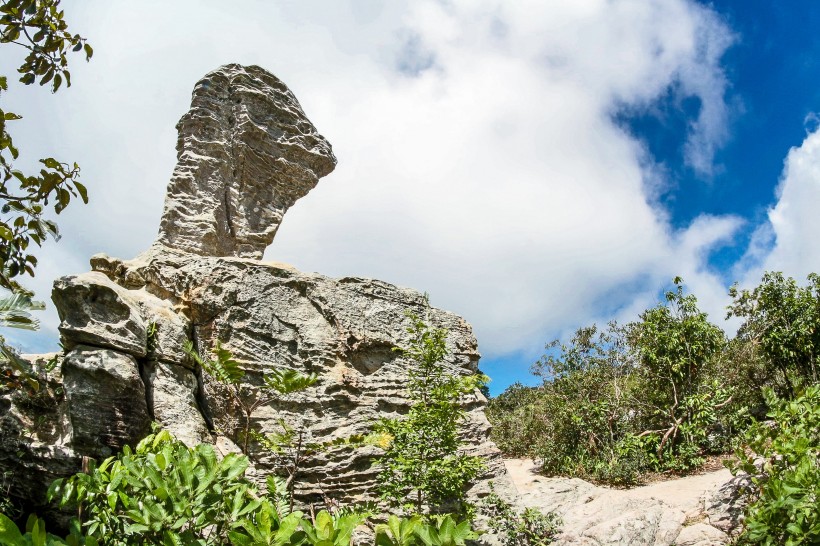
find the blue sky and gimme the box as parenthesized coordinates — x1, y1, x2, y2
(3, 1, 820, 396)
(482, 0, 820, 393)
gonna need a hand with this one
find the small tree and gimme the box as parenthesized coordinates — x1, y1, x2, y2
(375, 308, 486, 515)
(183, 340, 318, 454)
(727, 271, 820, 397)
(629, 277, 729, 466)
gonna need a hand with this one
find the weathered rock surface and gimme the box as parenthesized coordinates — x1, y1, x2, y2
(154, 63, 336, 258)
(505, 458, 745, 545)
(62, 347, 152, 457)
(52, 272, 148, 357)
(0, 66, 516, 525)
(2, 248, 516, 520)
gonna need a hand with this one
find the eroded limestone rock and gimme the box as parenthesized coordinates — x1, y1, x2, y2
(154, 63, 336, 258)
(52, 272, 147, 357)
(0, 64, 514, 534)
(62, 347, 152, 457)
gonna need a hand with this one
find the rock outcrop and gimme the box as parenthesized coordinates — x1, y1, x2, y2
(0, 64, 516, 524)
(155, 64, 336, 258)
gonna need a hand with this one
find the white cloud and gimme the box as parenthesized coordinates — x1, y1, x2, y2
(739, 126, 820, 287)
(2, 0, 740, 367)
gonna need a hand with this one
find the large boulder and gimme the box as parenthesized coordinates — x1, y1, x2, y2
(0, 64, 516, 524)
(62, 346, 152, 457)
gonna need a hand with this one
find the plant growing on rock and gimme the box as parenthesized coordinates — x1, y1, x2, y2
(375, 308, 486, 515)
(183, 340, 318, 453)
(481, 484, 560, 546)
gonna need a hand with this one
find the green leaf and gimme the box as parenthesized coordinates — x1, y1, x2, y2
(0, 512, 24, 545)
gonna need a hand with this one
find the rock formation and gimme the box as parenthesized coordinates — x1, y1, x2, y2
(155, 64, 336, 258)
(0, 64, 516, 525)
(0, 64, 748, 545)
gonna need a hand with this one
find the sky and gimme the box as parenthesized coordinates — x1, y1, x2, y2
(2, 1, 820, 395)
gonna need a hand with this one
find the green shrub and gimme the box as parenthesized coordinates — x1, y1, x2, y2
(728, 272, 820, 397)
(481, 485, 560, 545)
(730, 386, 820, 545)
(375, 309, 486, 515)
(489, 278, 747, 486)
(48, 429, 284, 545)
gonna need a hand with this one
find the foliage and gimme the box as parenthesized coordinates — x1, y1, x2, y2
(489, 278, 743, 485)
(628, 278, 730, 468)
(375, 309, 486, 515)
(0, 513, 94, 546)
(729, 386, 820, 545)
(412, 515, 480, 546)
(727, 271, 820, 397)
(29, 428, 384, 545)
(0, 288, 43, 391)
(484, 383, 547, 458)
(0, 0, 91, 290)
(48, 429, 267, 545)
(374, 514, 424, 546)
(227, 502, 306, 546)
(481, 484, 560, 546)
(299, 509, 367, 546)
(183, 340, 318, 454)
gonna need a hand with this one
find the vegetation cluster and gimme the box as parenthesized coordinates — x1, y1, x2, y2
(487, 272, 820, 543)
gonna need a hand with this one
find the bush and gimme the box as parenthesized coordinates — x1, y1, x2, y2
(375, 309, 486, 515)
(49, 429, 302, 545)
(730, 386, 820, 545)
(489, 279, 747, 486)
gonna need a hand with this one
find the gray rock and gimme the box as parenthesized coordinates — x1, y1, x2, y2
(62, 346, 152, 457)
(143, 360, 209, 447)
(87, 246, 515, 508)
(706, 473, 751, 536)
(0, 355, 81, 520)
(153, 64, 336, 258)
(53, 272, 147, 357)
(675, 523, 729, 546)
(508, 459, 741, 545)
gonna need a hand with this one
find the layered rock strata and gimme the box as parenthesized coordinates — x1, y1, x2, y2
(0, 64, 516, 522)
(155, 63, 336, 258)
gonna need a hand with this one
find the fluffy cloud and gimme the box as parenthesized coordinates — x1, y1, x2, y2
(739, 126, 820, 287)
(4, 1, 740, 372)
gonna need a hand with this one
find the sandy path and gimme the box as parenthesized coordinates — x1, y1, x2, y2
(505, 458, 731, 514)
(503, 458, 737, 545)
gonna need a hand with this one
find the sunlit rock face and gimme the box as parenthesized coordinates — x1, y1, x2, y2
(0, 65, 518, 526)
(155, 63, 336, 258)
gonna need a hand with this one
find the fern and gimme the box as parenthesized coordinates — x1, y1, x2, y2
(263, 368, 318, 394)
(183, 340, 244, 385)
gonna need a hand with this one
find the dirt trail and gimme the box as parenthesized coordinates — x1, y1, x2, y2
(503, 458, 740, 545)
(505, 458, 732, 519)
